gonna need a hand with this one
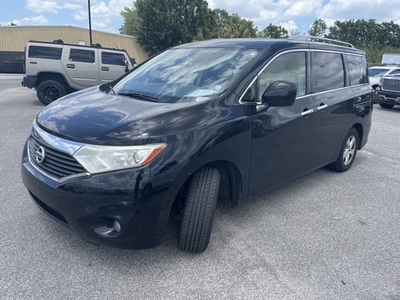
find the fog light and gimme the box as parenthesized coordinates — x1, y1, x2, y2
(93, 220, 121, 238)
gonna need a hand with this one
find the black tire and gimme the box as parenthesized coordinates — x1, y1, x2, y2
(178, 166, 220, 253)
(37, 80, 66, 105)
(328, 128, 359, 172)
(379, 103, 394, 109)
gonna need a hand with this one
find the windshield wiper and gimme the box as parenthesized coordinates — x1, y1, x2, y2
(117, 92, 160, 102)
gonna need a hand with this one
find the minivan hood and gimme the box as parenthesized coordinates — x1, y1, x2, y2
(37, 88, 208, 145)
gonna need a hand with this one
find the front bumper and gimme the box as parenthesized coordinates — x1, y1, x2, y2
(21, 140, 172, 249)
(376, 90, 400, 106)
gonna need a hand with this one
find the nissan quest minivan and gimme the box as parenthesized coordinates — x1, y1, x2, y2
(21, 37, 373, 253)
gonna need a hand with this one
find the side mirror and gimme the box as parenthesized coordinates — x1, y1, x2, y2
(262, 80, 296, 107)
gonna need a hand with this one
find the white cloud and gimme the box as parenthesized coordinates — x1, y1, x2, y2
(63, 4, 84, 10)
(318, 0, 400, 24)
(279, 20, 298, 32)
(73, 9, 87, 21)
(85, 0, 132, 31)
(285, 0, 322, 18)
(3, 15, 49, 26)
(211, 0, 313, 30)
(26, 0, 61, 14)
(91, 2, 109, 14)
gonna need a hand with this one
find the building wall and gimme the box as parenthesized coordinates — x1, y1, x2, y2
(0, 25, 149, 63)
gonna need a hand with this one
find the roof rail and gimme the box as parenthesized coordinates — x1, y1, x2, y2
(288, 35, 354, 48)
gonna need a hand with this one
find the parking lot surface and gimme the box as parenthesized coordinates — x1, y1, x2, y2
(1, 74, 399, 299)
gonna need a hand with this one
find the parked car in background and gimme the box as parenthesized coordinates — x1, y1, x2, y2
(368, 65, 400, 90)
(376, 69, 400, 109)
(22, 40, 134, 105)
(21, 36, 373, 253)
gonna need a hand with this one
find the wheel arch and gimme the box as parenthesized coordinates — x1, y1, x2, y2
(352, 123, 363, 150)
(166, 159, 244, 226)
(181, 160, 243, 205)
(36, 72, 70, 91)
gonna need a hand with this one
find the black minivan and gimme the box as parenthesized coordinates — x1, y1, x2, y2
(21, 37, 373, 253)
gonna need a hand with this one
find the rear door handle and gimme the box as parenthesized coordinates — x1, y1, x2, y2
(67, 64, 75, 68)
(102, 67, 109, 71)
(316, 104, 328, 111)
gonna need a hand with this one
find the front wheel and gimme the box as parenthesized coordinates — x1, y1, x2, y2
(328, 128, 359, 172)
(37, 80, 66, 105)
(178, 166, 220, 253)
(379, 103, 394, 109)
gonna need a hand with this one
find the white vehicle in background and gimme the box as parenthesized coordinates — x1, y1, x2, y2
(368, 65, 400, 90)
(22, 40, 134, 105)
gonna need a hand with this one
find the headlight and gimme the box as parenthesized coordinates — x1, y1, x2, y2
(73, 143, 166, 174)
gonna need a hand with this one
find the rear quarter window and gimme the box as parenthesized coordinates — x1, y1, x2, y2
(347, 54, 368, 85)
(28, 46, 62, 60)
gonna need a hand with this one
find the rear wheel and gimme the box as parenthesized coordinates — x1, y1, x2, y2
(379, 103, 394, 109)
(178, 166, 220, 253)
(37, 80, 66, 105)
(328, 128, 359, 172)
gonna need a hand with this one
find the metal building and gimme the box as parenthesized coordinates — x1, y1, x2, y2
(0, 25, 149, 73)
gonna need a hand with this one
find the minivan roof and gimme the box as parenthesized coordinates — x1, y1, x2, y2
(175, 37, 365, 55)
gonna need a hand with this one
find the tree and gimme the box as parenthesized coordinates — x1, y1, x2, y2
(120, 7, 140, 38)
(380, 21, 400, 48)
(308, 19, 327, 37)
(217, 12, 257, 38)
(289, 29, 302, 36)
(326, 19, 381, 48)
(258, 23, 288, 38)
(120, 0, 214, 55)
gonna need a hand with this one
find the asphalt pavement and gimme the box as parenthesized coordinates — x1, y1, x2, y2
(0, 74, 399, 299)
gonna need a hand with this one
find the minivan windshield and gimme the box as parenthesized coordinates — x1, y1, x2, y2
(113, 48, 259, 103)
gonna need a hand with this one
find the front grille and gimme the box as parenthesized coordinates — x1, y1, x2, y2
(29, 137, 86, 178)
(382, 78, 400, 92)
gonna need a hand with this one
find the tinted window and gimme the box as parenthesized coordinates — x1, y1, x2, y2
(258, 51, 306, 101)
(347, 55, 367, 85)
(312, 52, 344, 93)
(28, 46, 62, 60)
(102, 52, 126, 65)
(69, 49, 95, 63)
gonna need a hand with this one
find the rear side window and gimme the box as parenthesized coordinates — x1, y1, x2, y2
(347, 55, 368, 85)
(28, 46, 62, 60)
(312, 52, 344, 93)
(69, 49, 95, 63)
(102, 52, 126, 65)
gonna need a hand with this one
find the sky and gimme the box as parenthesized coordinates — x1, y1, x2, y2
(1, 0, 400, 35)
